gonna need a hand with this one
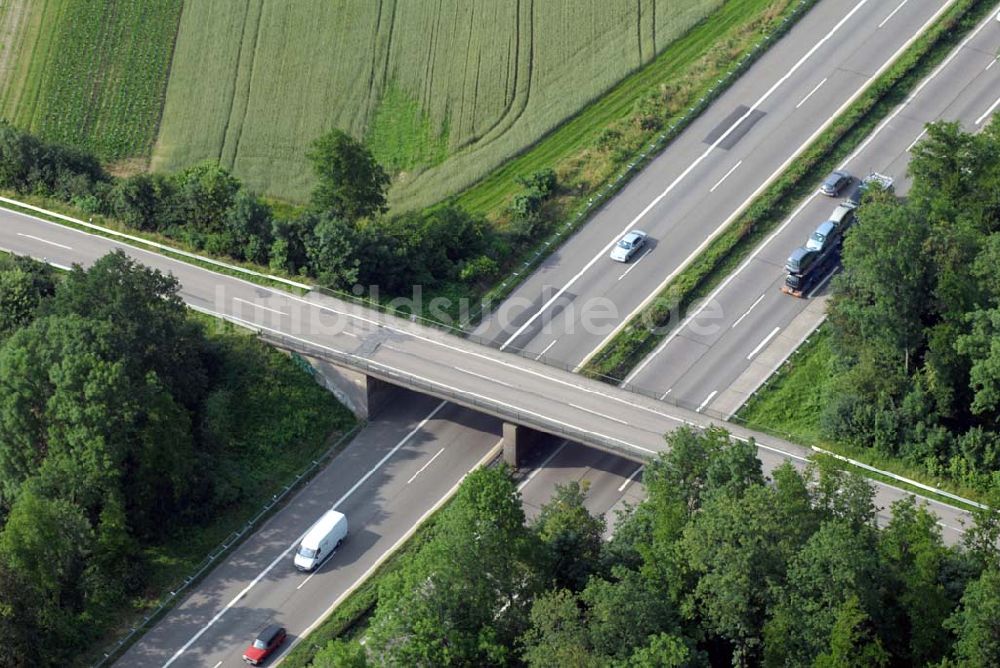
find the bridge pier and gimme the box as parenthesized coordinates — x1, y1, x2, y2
(299, 354, 394, 420)
(502, 422, 544, 469)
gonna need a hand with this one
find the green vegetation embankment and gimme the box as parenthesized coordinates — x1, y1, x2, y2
(0, 252, 355, 666)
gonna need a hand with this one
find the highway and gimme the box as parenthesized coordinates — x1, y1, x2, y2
(625, 7, 1000, 414)
(473, 0, 960, 367)
(8, 203, 958, 668)
(0, 1, 988, 665)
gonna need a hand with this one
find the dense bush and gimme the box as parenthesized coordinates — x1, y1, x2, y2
(0, 252, 351, 665)
(825, 120, 1000, 491)
(314, 427, 1000, 667)
(1, 123, 500, 301)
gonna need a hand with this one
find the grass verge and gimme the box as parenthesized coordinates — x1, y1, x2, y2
(455, 0, 818, 325)
(279, 507, 447, 667)
(88, 317, 359, 666)
(583, 0, 996, 382)
(734, 327, 986, 510)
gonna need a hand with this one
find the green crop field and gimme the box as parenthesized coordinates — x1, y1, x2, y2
(0, 0, 183, 165)
(154, 0, 722, 207)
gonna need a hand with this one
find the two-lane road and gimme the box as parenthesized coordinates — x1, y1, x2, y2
(626, 5, 1000, 414)
(474, 0, 957, 367)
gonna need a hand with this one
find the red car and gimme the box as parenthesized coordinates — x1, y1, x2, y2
(243, 624, 286, 665)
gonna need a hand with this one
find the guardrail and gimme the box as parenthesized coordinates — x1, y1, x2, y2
(91, 422, 364, 667)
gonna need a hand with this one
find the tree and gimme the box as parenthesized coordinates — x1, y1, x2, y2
(533, 480, 605, 591)
(302, 213, 359, 288)
(307, 129, 389, 221)
(366, 466, 541, 666)
(108, 173, 175, 232)
(626, 632, 695, 668)
(763, 521, 882, 667)
(0, 256, 56, 338)
(877, 496, 953, 664)
(520, 589, 598, 668)
(681, 481, 810, 666)
(945, 567, 1000, 666)
(217, 189, 274, 264)
(813, 595, 889, 668)
(581, 568, 679, 661)
(52, 250, 208, 406)
(956, 307, 1000, 420)
(313, 639, 369, 668)
(170, 161, 241, 235)
(0, 486, 93, 660)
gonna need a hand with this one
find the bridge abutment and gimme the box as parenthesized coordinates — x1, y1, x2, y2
(502, 422, 544, 469)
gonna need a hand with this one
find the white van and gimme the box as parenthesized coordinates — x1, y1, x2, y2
(294, 510, 348, 572)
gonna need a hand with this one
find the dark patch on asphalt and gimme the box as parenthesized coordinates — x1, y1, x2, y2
(703, 105, 767, 150)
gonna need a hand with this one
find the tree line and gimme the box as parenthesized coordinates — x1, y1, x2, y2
(311, 427, 1000, 667)
(0, 121, 512, 298)
(824, 119, 1000, 493)
(0, 251, 348, 666)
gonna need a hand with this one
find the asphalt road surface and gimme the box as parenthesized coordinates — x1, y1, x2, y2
(473, 0, 961, 368)
(0, 2, 987, 665)
(626, 7, 1000, 413)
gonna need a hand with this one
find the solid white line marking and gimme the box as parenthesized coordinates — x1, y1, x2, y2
(987, 58, 997, 71)
(975, 94, 1000, 126)
(878, 0, 910, 29)
(233, 297, 287, 316)
(841, 4, 997, 168)
(710, 160, 743, 193)
(747, 326, 781, 360)
(535, 339, 558, 360)
(456, 367, 513, 388)
(162, 401, 449, 666)
(660, 388, 672, 400)
(407, 448, 445, 484)
(589, 0, 959, 374)
(290, 438, 504, 655)
(568, 403, 629, 425)
(16, 232, 71, 250)
(807, 267, 838, 298)
(519, 441, 570, 491)
(618, 465, 644, 492)
(795, 78, 828, 109)
(906, 128, 928, 152)
(618, 248, 652, 280)
(297, 569, 319, 591)
(212, 662, 222, 668)
(696, 390, 718, 413)
(732, 294, 766, 328)
(498, 0, 872, 352)
(51, 262, 73, 271)
(623, 192, 815, 384)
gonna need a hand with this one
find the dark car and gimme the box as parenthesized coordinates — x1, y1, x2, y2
(243, 625, 287, 665)
(819, 170, 852, 196)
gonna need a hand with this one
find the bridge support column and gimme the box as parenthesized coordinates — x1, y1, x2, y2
(503, 422, 543, 469)
(361, 374, 394, 420)
(300, 355, 394, 420)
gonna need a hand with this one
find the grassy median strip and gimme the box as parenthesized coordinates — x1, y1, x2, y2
(459, 0, 818, 325)
(279, 507, 446, 668)
(583, 0, 997, 382)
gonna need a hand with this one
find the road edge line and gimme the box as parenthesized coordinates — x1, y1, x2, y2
(278, 437, 505, 663)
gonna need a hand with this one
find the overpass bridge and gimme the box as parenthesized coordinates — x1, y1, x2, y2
(0, 205, 815, 469)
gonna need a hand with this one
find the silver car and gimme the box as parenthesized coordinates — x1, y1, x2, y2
(819, 170, 852, 196)
(610, 230, 648, 262)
